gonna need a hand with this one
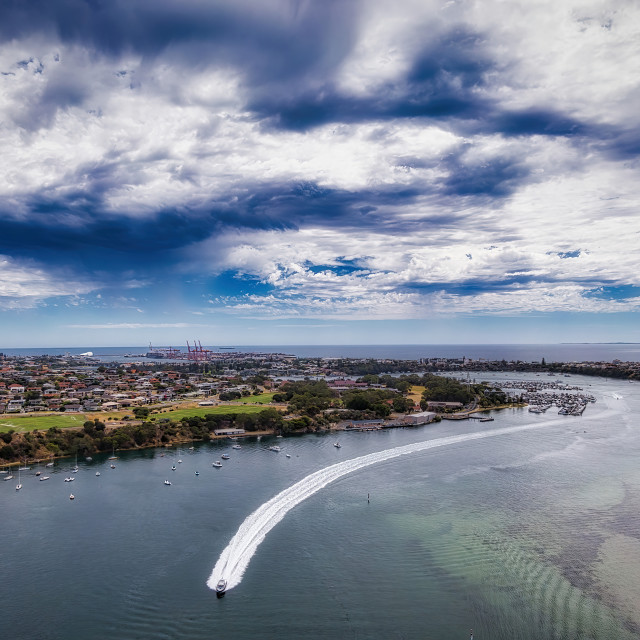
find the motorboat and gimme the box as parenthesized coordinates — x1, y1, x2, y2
(110, 464, 116, 469)
(64, 477, 75, 482)
(178, 459, 183, 464)
(39, 476, 50, 481)
(212, 461, 222, 468)
(171, 465, 177, 471)
(69, 494, 75, 500)
(221, 454, 230, 460)
(216, 579, 227, 598)
(268, 445, 281, 452)
(195, 471, 200, 476)
(35, 470, 41, 476)
(479, 417, 494, 422)
(4, 474, 14, 481)
(16, 483, 22, 490)
(286, 453, 291, 458)
(95, 472, 100, 476)
(232, 445, 241, 449)
(45, 461, 54, 467)
(164, 480, 172, 485)
(334, 442, 341, 448)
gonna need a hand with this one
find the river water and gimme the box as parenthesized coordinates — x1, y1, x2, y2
(1, 374, 639, 639)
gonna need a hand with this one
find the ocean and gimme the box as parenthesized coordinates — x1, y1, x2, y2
(2, 343, 640, 362)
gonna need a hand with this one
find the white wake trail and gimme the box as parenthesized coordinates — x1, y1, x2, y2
(207, 415, 607, 592)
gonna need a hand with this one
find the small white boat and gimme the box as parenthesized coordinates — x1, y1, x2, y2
(110, 464, 116, 469)
(39, 476, 50, 481)
(268, 445, 281, 452)
(216, 578, 227, 598)
(164, 480, 172, 485)
(64, 477, 75, 482)
(232, 445, 241, 449)
(221, 454, 230, 460)
(212, 461, 222, 468)
(4, 474, 14, 481)
(171, 465, 177, 471)
(16, 483, 22, 490)
(69, 494, 75, 500)
(95, 472, 100, 476)
(45, 462, 54, 468)
(195, 471, 200, 476)
(334, 442, 341, 448)
(35, 471, 41, 476)
(178, 459, 183, 464)
(286, 453, 291, 458)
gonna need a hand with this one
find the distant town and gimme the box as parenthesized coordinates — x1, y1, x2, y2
(0, 349, 636, 465)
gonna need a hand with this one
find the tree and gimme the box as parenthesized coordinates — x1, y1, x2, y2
(133, 407, 150, 420)
(392, 396, 412, 413)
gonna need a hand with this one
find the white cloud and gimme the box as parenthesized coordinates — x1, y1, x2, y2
(66, 322, 204, 329)
(0, 254, 97, 309)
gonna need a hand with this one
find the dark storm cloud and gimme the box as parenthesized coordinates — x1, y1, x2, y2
(250, 26, 496, 130)
(246, 20, 608, 170)
(0, 175, 471, 283)
(439, 152, 531, 198)
(0, 0, 358, 82)
(2, 0, 620, 156)
(488, 109, 586, 137)
(398, 276, 540, 297)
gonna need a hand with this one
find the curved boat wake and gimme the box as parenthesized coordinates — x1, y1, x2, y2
(207, 416, 607, 592)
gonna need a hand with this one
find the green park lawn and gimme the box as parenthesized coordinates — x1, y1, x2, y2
(229, 392, 276, 404)
(154, 404, 277, 421)
(0, 413, 88, 433)
(0, 399, 280, 433)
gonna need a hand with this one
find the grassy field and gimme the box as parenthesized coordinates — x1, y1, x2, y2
(154, 404, 278, 421)
(408, 385, 426, 405)
(0, 398, 281, 433)
(229, 392, 276, 404)
(0, 413, 88, 433)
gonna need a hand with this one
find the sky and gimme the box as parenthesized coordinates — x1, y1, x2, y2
(1, 0, 639, 348)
